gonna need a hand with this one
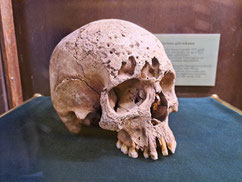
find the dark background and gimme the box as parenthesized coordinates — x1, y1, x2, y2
(0, 49, 8, 113)
(9, 0, 242, 110)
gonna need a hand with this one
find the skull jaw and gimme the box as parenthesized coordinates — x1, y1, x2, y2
(99, 92, 177, 160)
(115, 115, 176, 160)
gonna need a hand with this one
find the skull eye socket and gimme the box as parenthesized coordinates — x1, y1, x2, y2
(160, 71, 175, 90)
(107, 79, 147, 113)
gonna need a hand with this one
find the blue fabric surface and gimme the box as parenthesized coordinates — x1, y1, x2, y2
(0, 96, 241, 182)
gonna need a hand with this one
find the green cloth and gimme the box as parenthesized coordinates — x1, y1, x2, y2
(0, 96, 241, 182)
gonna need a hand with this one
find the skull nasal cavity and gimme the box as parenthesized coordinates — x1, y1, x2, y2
(118, 56, 136, 76)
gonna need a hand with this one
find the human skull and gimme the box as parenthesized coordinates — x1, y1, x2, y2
(49, 19, 178, 160)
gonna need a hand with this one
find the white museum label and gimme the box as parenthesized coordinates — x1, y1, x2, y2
(155, 34, 220, 86)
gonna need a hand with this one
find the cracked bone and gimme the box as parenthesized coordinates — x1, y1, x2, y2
(50, 19, 178, 160)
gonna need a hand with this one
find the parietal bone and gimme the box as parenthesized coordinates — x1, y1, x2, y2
(49, 19, 178, 160)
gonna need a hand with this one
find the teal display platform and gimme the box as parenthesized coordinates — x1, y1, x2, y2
(0, 96, 241, 182)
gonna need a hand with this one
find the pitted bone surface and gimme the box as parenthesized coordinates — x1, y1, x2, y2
(49, 19, 178, 160)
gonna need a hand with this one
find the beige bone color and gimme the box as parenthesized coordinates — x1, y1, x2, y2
(49, 19, 178, 160)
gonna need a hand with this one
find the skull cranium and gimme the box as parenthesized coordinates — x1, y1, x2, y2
(49, 19, 178, 160)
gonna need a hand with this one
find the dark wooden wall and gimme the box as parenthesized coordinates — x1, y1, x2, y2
(0, 0, 23, 114)
(12, 0, 242, 109)
(0, 49, 8, 113)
